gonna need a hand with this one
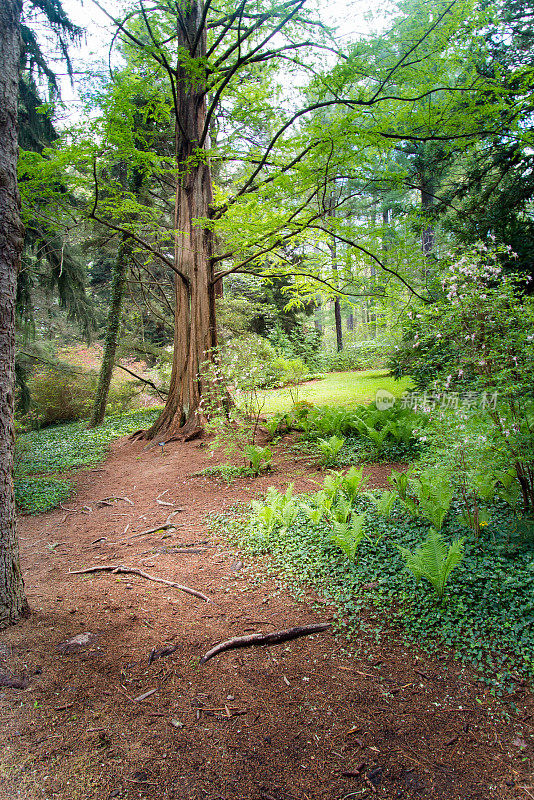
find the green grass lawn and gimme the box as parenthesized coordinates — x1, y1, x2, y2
(258, 369, 413, 414)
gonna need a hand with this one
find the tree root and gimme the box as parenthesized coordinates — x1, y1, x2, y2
(69, 565, 210, 603)
(199, 622, 331, 665)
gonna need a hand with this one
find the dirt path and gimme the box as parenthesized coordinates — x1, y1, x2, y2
(1, 435, 533, 800)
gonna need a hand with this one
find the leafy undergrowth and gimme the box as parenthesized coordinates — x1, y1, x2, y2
(197, 465, 257, 484)
(216, 490, 534, 697)
(296, 435, 422, 466)
(14, 408, 162, 513)
(14, 477, 73, 514)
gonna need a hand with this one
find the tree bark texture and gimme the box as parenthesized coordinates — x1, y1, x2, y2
(145, 1, 217, 441)
(420, 178, 435, 259)
(328, 237, 343, 352)
(0, 0, 29, 629)
(326, 194, 343, 352)
(88, 235, 131, 428)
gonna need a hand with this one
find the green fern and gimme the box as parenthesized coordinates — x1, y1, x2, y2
(340, 466, 367, 502)
(331, 514, 367, 563)
(387, 465, 416, 500)
(332, 495, 352, 523)
(415, 472, 453, 531)
(321, 471, 344, 498)
(244, 444, 272, 475)
(366, 489, 396, 518)
(397, 529, 465, 601)
(316, 435, 345, 466)
(300, 503, 323, 524)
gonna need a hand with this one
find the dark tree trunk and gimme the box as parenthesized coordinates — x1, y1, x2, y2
(346, 311, 354, 332)
(88, 234, 131, 428)
(314, 301, 323, 333)
(144, 1, 218, 441)
(333, 296, 343, 352)
(420, 179, 434, 259)
(0, 0, 29, 629)
(327, 201, 343, 352)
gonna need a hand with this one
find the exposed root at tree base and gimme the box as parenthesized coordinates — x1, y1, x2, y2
(130, 410, 205, 444)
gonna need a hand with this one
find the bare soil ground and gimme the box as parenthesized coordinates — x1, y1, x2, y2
(1, 434, 533, 800)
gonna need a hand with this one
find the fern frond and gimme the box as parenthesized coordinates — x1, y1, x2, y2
(398, 529, 465, 600)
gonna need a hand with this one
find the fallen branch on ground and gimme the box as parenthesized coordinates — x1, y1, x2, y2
(199, 622, 331, 665)
(149, 644, 178, 664)
(69, 565, 210, 603)
(123, 510, 184, 540)
(123, 522, 180, 541)
(99, 496, 134, 506)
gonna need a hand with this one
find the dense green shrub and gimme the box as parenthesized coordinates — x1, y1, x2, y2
(267, 325, 322, 368)
(388, 328, 466, 392)
(28, 366, 94, 425)
(213, 335, 316, 390)
(317, 341, 393, 373)
(391, 245, 534, 510)
(26, 365, 137, 428)
(271, 356, 309, 385)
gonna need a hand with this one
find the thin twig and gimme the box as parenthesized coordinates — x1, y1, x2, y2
(123, 510, 184, 540)
(69, 565, 210, 603)
(99, 496, 134, 506)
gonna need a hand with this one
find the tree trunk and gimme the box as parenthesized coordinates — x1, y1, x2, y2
(420, 179, 434, 261)
(143, 1, 218, 442)
(314, 300, 323, 333)
(88, 234, 131, 428)
(0, 0, 29, 629)
(333, 296, 343, 352)
(327, 205, 343, 352)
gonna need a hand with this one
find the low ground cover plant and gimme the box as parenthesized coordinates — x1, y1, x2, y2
(221, 463, 534, 693)
(14, 477, 73, 514)
(197, 465, 257, 484)
(14, 408, 162, 513)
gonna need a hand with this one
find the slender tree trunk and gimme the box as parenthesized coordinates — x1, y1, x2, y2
(88, 235, 131, 427)
(333, 294, 343, 352)
(314, 300, 323, 333)
(144, 1, 218, 441)
(0, 0, 29, 629)
(420, 179, 435, 263)
(346, 311, 354, 332)
(326, 194, 343, 352)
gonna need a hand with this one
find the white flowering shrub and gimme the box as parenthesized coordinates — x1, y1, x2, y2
(394, 244, 534, 511)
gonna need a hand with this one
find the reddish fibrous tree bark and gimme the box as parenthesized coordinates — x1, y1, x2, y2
(142, 1, 218, 442)
(0, 0, 29, 628)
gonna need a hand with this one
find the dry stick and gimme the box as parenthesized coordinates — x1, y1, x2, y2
(123, 510, 184, 541)
(100, 496, 134, 505)
(199, 622, 331, 665)
(123, 523, 179, 541)
(69, 565, 210, 603)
